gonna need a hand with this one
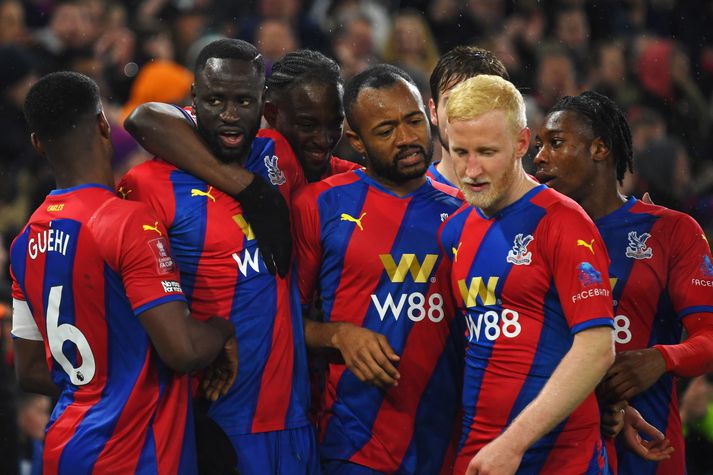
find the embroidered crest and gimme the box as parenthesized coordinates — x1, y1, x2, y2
(625, 231, 653, 260)
(506, 233, 534, 265)
(264, 154, 286, 186)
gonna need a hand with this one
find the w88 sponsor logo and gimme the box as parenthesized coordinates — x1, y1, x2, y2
(371, 292, 445, 323)
(464, 309, 521, 343)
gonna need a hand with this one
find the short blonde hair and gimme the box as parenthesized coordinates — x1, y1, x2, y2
(446, 75, 526, 133)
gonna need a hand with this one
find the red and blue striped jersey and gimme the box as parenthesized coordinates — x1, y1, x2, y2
(426, 161, 457, 189)
(324, 156, 362, 179)
(596, 197, 713, 475)
(293, 170, 464, 474)
(9, 184, 195, 475)
(440, 185, 614, 475)
(118, 129, 310, 436)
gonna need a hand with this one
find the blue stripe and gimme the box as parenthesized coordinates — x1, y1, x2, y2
(49, 183, 114, 195)
(679, 305, 713, 319)
(286, 264, 311, 425)
(58, 265, 153, 473)
(397, 313, 464, 474)
(571, 317, 615, 334)
(9, 227, 29, 297)
(134, 294, 186, 316)
(319, 181, 368, 320)
(168, 170, 209, 304)
(136, 427, 158, 475)
(178, 389, 198, 474)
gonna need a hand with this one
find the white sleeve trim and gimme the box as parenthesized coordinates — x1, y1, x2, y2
(12, 298, 43, 341)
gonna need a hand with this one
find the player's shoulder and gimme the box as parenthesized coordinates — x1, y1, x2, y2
(428, 177, 464, 201)
(293, 170, 361, 209)
(631, 199, 698, 227)
(440, 202, 475, 236)
(122, 157, 178, 184)
(329, 156, 362, 176)
(533, 186, 592, 222)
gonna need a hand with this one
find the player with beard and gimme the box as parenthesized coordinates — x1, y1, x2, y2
(439, 75, 615, 474)
(119, 40, 315, 475)
(264, 49, 361, 183)
(426, 46, 509, 188)
(292, 65, 465, 475)
(534, 91, 713, 475)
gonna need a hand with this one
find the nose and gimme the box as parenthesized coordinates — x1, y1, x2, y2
(314, 127, 337, 151)
(220, 102, 240, 124)
(394, 122, 418, 147)
(464, 154, 484, 179)
(533, 145, 547, 166)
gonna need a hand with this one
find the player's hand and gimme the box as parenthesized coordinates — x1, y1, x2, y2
(333, 323, 400, 390)
(466, 436, 523, 475)
(601, 400, 627, 438)
(234, 174, 292, 278)
(601, 348, 667, 401)
(202, 336, 238, 401)
(621, 405, 674, 461)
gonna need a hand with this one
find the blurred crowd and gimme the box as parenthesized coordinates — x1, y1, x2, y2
(1, 0, 713, 474)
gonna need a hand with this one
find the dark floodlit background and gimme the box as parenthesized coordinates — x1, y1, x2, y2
(1, 1, 713, 474)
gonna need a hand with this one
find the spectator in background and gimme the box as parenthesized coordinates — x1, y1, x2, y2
(382, 9, 439, 78)
(0, 0, 27, 46)
(17, 393, 50, 475)
(552, 6, 590, 81)
(332, 14, 379, 79)
(634, 138, 691, 210)
(32, 0, 97, 72)
(590, 39, 641, 111)
(681, 375, 713, 475)
(119, 60, 193, 123)
(532, 44, 579, 110)
(255, 19, 299, 74)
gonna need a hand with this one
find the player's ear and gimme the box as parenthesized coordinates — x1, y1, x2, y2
(97, 111, 111, 139)
(515, 127, 531, 159)
(345, 127, 365, 155)
(263, 100, 278, 128)
(30, 133, 45, 157)
(590, 137, 610, 162)
(428, 98, 438, 126)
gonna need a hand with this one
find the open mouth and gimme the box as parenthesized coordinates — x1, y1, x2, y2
(397, 149, 424, 167)
(535, 171, 555, 185)
(219, 130, 244, 148)
(304, 150, 330, 165)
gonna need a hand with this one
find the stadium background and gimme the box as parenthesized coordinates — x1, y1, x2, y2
(1, 0, 712, 473)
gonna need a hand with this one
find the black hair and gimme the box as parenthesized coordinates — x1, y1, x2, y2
(194, 39, 265, 77)
(429, 46, 509, 105)
(24, 71, 101, 140)
(343, 64, 418, 131)
(550, 91, 633, 184)
(266, 49, 342, 100)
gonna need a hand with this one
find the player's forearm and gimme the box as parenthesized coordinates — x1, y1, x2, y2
(182, 317, 235, 373)
(654, 316, 713, 378)
(304, 319, 345, 351)
(14, 339, 60, 398)
(499, 326, 615, 454)
(124, 102, 254, 194)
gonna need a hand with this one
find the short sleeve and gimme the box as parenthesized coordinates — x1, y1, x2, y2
(11, 297, 42, 340)
(668, 214, 713, 319)
(544, 205, 614, 333)
(105, 203, 186, 316)
(117, 162, 175, 229)
(292, 186, 323, 305)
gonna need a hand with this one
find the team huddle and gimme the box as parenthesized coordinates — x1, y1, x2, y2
(9, 38, 713, 475)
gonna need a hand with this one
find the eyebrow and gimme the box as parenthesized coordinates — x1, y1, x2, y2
(372, 110, 422, 130)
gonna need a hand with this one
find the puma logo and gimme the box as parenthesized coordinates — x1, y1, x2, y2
(191, 186, 216, 202)
(577, 239, 595, 254)
(118, 186, 132, 199)
(340, 212, 366, 231)
(452, 242, 462, 262)
(142, 221, 162, 236)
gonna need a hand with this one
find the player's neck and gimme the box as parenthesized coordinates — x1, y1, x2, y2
(50, 150, 114, 190)
(367, 170, 427, 197)
(577, 176, 628, 221)
(479, 168, 538, 218)
(437, 148, 458, 184)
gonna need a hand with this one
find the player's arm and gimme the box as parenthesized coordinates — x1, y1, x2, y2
(619, 404, 674, 462)
(468, 326, 614, 475)
(138, 301, 234, 374)
(11, 298, 59, 397)
(124, 102, 292, 277)
(603, 215, 713, 401)
(292, 187, 400, 390)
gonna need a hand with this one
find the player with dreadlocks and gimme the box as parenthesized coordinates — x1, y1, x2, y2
(265, 49, 360, 183)
(535, 90, 713, 474)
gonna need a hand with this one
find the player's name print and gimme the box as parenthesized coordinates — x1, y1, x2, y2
(28, 223, 71, 259)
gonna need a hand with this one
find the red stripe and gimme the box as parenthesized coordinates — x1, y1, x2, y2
(187, 190, 241, 323)
(604, 437, 618, 474)
(319, 189, 410, 439)
(152, 375, 191, 475)
(458, 259, 546, 460)
(92, 351, 158, 473)
(251, 274, 294, 432)
(655, 384, 685, 475)
(350, 261, 458, 471)
(538, 405, 602, 473)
